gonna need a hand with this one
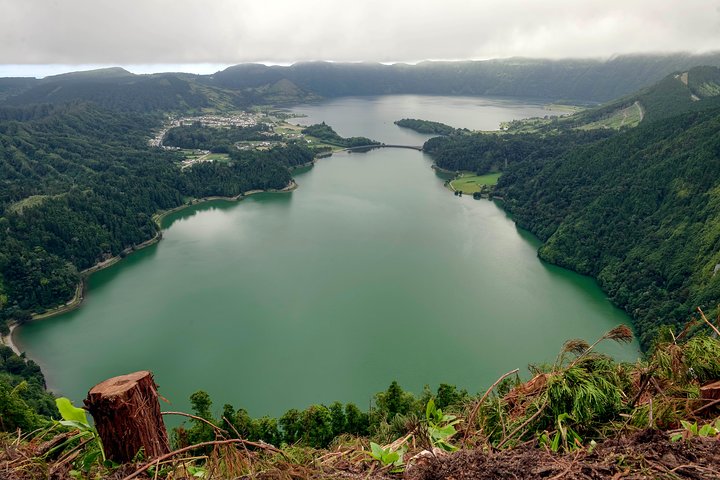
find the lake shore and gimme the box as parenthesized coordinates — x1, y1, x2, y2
(1, 323, 20, 356)
(6, 179, 298, 354)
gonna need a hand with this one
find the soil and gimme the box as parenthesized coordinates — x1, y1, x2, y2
(404, 430, 720, 480)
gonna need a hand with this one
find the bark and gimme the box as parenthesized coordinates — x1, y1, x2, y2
(701, 380, 720, 401)
(85, 370, 170, 463)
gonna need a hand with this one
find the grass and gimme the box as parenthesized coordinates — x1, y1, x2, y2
(204, 153, 230, 162)
(7, 195, 51, 214)
(7, 194, 65, 214)
(577, 102, 643, 130)
(450, 172, 502, 194)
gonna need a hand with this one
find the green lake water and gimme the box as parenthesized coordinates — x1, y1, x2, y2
(16, 95, 638, 419)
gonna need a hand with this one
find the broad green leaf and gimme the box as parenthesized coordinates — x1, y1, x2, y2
(680, 420, 697, 434)
(59, 420, 92, 432)
(56, 397, 89, 425)
(550, 432, 561, 452)
(425, 398, 436, 420)
(370, 442, 383, 459)
(670, 433, 683, 442)
(432, 424, 457, 439)
(187, 465, 207, 478)
(699, 424, 716, 437)
(383, 451, 399, 464)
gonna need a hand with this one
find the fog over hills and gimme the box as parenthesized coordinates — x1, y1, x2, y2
(3, 52, 720, 110)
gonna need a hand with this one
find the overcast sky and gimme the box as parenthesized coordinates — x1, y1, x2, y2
(1, 0, 719, 77)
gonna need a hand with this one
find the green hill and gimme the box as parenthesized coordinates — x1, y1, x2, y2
(425, 69, 720, 348)
(5, 54, 720, 114)
(207, 53, 720, 102)
(572, 65, 720, 127)
(0, 103, 315, 328)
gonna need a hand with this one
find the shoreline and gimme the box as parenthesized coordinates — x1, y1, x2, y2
(1, 323, 20, 356)
(431, 164, 458, 175)
(4, 179, 298, 355)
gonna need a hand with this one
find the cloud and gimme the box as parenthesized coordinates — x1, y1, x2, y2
(1, 0, 718, 65)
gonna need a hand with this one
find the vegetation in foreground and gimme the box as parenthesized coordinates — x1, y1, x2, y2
(1, 321, 718, 479)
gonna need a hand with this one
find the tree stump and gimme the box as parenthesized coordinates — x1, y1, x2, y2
(701, 380, 720, 401)
(85, 371, 170, 463)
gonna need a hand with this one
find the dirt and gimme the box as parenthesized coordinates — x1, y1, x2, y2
(404, 430, 720, 480)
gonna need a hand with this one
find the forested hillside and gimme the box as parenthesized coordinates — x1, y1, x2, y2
(0, 103, 314, 331)
(570, 65, 720, 126)
(498, 107, 720, 348)
(207, 53, 720, 102)
(424, 68, 720, 348)
(4, 53, 720, 111)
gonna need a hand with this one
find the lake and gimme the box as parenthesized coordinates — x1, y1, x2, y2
(16, 95, 638, 420)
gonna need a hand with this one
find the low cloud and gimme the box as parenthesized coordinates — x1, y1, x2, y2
(1, 0, 719, 65)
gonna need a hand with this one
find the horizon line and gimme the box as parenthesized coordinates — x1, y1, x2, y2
(2, 50, 719, 79)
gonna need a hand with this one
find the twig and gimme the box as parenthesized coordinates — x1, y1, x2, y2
(692, 397, 720, 415)
(697, 307, 720, 337)
(121, 438, 286, 480)
(629, 367, 657, 408)
(463, 368, 520, 445)
(161, 411, 227, 437)
(222, 416, 254, 475)
(497, 398, 548, 449)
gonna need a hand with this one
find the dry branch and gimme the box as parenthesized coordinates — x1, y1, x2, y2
(463, 368, 520, 446)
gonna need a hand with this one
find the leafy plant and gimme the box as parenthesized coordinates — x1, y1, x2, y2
(425, 398, 461, 451)
(368, 441, 406, 472)
(538, 413, 583, 452)
(52, 397, 106, 472)
(670, 419, 720, 442)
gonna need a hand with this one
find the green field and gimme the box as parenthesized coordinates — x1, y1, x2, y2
(205, 153, 231, 162)
(7, 193, 65, 214)
(577, 102, 643, 130)
(450, 172, 502, 193)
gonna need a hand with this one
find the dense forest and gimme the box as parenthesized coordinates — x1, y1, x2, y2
(301, 122, 379, 148)
(0, 345, 58, 431)
(0, 103, 314, 333)
(163, 123, 280, 151)
(207, 53, 720, 102)
(424, 129, 611, 174)
(394, 118, 458, 135)
(497, 107, 720, 349)
(4, 54, 720, 114)
(424, 67, 720, 349)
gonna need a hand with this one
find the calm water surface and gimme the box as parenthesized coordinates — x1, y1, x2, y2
(17, 96, 638, 419)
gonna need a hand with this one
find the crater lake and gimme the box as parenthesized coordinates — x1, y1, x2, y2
(16, 95, 637, 418)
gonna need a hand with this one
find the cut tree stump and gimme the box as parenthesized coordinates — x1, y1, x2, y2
(85, 371, 170, 463)
(700, 380, 720, 401)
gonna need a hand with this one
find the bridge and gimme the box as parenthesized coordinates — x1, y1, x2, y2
(342, 144, 423, 152)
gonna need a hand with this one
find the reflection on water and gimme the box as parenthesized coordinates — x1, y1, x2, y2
(17, 96, 636, 420)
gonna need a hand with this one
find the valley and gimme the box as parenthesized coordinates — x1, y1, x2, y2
(13, 94, 639, 420)
(1, 55, 720, 480)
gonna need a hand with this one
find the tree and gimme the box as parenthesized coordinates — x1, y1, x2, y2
(279, 408, 302, 445)
(301, 405, 333, 447)
(375, 381, 415, 420)
(344, 403, 369, 436)
(187, 390, 215, 444)
(329, 401, 346, 437)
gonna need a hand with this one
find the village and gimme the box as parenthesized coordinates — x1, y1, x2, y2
(148, 110, 310, 169)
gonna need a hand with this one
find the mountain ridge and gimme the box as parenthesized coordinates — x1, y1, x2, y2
(4, 53, 720, 111)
